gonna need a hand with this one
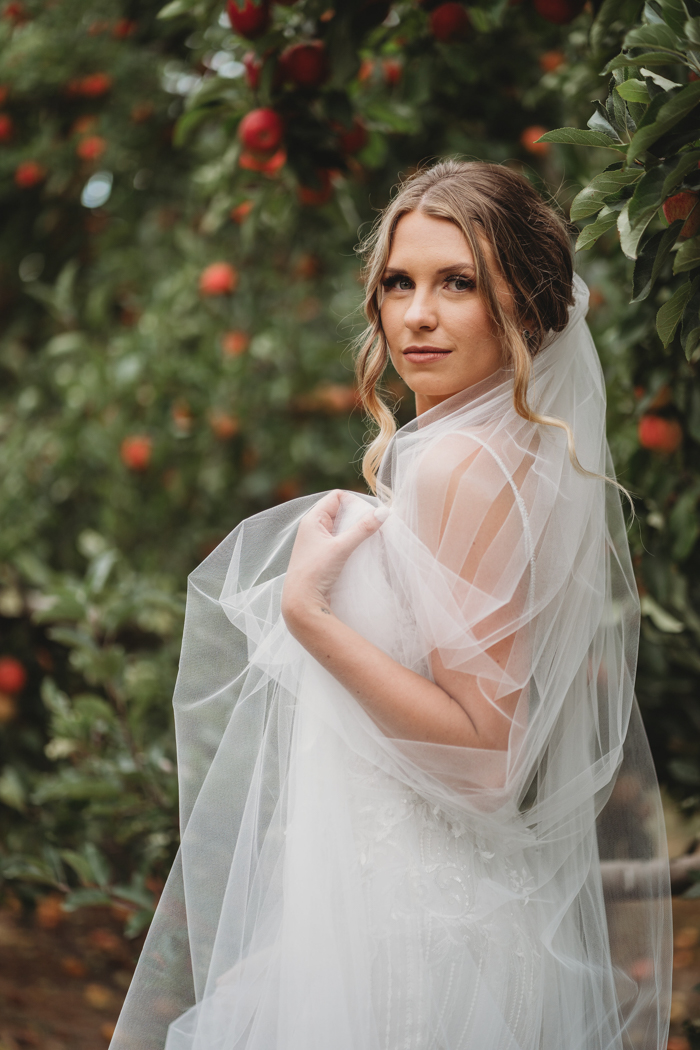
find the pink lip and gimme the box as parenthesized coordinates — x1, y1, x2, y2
(402, 345, 452, 364)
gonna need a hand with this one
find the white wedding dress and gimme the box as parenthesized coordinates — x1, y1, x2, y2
(110, 276, 671, 1050)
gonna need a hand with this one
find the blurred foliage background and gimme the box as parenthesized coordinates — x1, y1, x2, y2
(1, 0, 700, 934)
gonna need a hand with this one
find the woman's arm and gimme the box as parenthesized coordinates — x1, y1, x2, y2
(281, 491, 519, 750)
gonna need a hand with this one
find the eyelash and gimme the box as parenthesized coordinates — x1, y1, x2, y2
(381, 273, 475, 292)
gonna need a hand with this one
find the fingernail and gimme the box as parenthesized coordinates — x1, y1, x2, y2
(374, 505, 390, 522)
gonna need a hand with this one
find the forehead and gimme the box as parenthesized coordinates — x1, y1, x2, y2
(387, 211, 473, 268)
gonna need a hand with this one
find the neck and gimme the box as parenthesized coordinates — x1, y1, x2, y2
(414, 392, 450, 416)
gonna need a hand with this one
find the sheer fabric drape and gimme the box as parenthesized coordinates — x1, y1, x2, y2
(110, 275, 671, 1050)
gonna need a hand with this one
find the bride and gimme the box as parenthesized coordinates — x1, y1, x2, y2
(110, 161, 671, 1050)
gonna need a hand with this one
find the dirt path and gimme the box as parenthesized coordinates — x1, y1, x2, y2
(1, 896, 699, 1049)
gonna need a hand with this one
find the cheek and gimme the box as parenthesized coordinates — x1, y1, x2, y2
(443, 299, 494, 341)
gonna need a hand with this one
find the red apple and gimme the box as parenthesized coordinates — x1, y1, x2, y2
(209, 411, 241, 439)
(539, 50, 565, 73)
(382, 58, 402, 85)
(238, 107, 283, 152)
(131, 103, 154, 123)
(14, 160, 46, 188)
(293, 253, 320, 279)
(520, 125, 550, 155)
(243, 51, 262, 89)
(298, 169, 333, 206)
(76, 135, 106, 160)
(0, 656, 27, 695)
(275, 478, 302, 501)
(338, 118, 368, 154)
(199, 262, 239, 296)
(230, 200, 254, 223)
(0, 113, 13, 142)
(112, 18, 136, 37)
(638, 415, 682, 454)
(121, 435, 152, 471)
(533, 0, 586, 24)
(358, 58, 375, 83)
(280, 41, 329, 88)
(0, 693, 17, 724)
(72, 115, 98, 135)
(315, 383, 359, 413)
(79, 72, 113, 96)
(663, 191, 700, 239)
(239, 147, 286, 174)
(227, 0, 271, 39)
(429, 3, 470, 42)
(221, 330, 250, 355)
(2, 2, 27, 23)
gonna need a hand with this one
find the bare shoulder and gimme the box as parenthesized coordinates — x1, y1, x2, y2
(415, 425, 531, 501)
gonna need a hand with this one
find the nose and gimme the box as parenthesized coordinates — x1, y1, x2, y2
(403, 285, 437, 332)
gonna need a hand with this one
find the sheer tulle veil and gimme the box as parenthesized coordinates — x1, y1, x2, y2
(110, 274, 671, 1050)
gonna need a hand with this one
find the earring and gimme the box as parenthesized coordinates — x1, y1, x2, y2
(522, 329, 531, 340)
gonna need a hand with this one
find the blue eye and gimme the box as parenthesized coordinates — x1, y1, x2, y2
(382, 274, 412, 291)
(447, 275, 474, 291)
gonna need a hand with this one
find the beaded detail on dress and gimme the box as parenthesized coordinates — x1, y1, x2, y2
(345, 753, 541, 1050)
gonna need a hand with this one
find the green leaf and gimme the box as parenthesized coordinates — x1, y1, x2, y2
(62, 888, 112, 911)
(616, 79, 651, 101)
(628, 164, 667, 227)
(0, 855, 61, 887)
(570, 168, 642, 221)
(536, 128, 627, 149)
(617, 196, 660, 259)
(631, 220, 684, 300)
(591, 0, 644, 53)
(674, 235, 700, 272)
(606, 51, 688, 71)
(669, 759, 700, 786)
(628, 81, 700, 162)
(588, 101, 624, 141)
(576, 206, 621, 251)
(157, 0, 194, 17)
(624, 21, 682, 49)
(656, 279, 693, 345)
(641, 67, 682, 90)
(661, 148, 700, 196)
(0, 767, 26, 812)
(680, 277, 700, 358)
(688, 385, 700, 441)
(173, 107, 214, 148)
(669, 482, 700, 560)
(112, 883, 154, 908)
(640, 594, 684, 632)
(86, 550, 118, 595)
(60, 849, 97, 886)
(685, 16, 700, 44)
(124, 908, 155, 938)
(660, 0, 690, 35)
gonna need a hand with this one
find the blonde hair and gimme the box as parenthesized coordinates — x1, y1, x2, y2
(355, 160, 579, 492)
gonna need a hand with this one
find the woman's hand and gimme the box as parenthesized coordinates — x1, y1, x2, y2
(281, 491, 386, 640)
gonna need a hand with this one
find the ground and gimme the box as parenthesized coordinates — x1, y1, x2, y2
(0, 896, 698, 1049)
(0, 899, 143, 1050)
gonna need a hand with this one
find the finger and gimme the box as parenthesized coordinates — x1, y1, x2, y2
(315, 490, 343, 524)
(300, 491, 341, 533)
(334, 508, 386, 558)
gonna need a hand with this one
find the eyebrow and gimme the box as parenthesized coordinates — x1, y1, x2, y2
(382, 262, 475, 276)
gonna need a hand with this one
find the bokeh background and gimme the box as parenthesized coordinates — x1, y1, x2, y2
(2, 0, 700, 1047)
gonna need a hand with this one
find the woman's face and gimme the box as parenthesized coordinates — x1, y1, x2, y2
(380, 210, 512, 415)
